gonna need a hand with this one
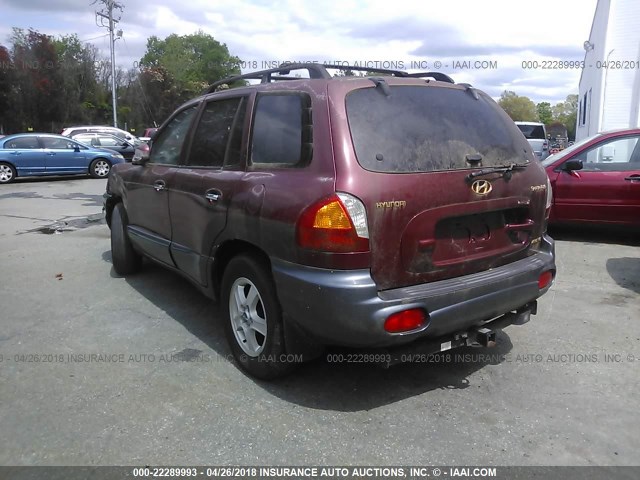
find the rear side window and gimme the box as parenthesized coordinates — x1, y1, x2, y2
(74, 135, 95, 145)
(5, 137, 39, 149)
(188, 97, 246, 168)
(346, 86, 530, 173)
(98, 136, 123, 147)
(251, 94, 310, 166)
(517, 124, 546, 139)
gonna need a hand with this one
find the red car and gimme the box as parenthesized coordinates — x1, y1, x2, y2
(542, 128, 640, 227)
(104, 63, 556, 378)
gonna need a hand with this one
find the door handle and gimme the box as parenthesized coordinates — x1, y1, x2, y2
(46, 152, 56, 156)
(10, 151, 21, 155)
(624, 175, 640, 182)
(153, 180, 166, 192)
(205, 189, 222, 202)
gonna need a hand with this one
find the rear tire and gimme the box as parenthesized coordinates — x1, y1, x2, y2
(110, 203, 142, 275)
(90, 158, 111, 178)
(0, 163, 16, 184)
(221, 255, 295, 379)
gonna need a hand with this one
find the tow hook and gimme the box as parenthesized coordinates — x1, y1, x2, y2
(475, 328, 496, 348)
(512, 302, 536, 325)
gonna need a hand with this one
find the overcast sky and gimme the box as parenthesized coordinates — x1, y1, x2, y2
(0, 0, 598, 105)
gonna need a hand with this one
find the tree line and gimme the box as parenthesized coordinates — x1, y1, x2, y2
(498, 91, 578, 140)
(0, 27, 579, 140)
(0, 28, 241, 135)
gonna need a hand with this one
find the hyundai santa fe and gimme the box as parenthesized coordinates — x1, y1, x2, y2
(104, 63, 556, 379)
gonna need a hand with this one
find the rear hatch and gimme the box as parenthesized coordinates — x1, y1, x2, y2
(335, 81, 549, 290)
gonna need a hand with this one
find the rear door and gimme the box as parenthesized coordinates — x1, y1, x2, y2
(553, 134, 640, 225)
(168, 96, 248, 285)
(339, 83, 548, 290)
(1, 136, 45, 175)
(123, 105, 199, 266)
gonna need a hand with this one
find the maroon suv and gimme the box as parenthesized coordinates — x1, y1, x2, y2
(104, 63, 556, 379)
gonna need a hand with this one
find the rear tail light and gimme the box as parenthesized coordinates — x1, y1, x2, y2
(384, 309, 427, 333)
(296, 193, 369, 252)
(538, 270, 554, 289)
(545, 176, 553, 220)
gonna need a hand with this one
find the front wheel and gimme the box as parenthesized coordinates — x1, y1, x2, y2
(0, 163, 16, 184)
(221, 255, 295, 379)
(110, 203, 142, 275)
(90, 158, 111, 178)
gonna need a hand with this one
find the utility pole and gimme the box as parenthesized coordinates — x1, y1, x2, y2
(95, 0, 124, 128)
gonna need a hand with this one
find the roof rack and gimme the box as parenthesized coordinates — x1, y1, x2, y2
(205, 62, 454, 93)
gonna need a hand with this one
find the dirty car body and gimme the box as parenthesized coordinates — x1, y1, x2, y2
(104, 64, 556, 378)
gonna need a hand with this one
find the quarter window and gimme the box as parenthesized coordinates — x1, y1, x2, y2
(251, 94, 308, 166)
(150, 106, 198, 165)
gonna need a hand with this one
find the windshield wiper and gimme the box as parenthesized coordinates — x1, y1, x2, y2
(466, 163, 528, 181)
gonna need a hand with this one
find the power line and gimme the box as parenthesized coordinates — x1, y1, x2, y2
(79, 33, 110, 43)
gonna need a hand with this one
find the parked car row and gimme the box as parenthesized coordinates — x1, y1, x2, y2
(0, 133, 126, 183)
(0, 124, 162, 183)
(60, 125, 141, 146)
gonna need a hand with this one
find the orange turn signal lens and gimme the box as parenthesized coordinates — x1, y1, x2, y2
(312, 201, 352, 229)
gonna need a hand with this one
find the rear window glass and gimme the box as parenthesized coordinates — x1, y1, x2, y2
(346, 86, 530, 173)
(517, 124, 546, 139)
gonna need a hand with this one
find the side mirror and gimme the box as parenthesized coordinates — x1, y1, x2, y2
(132, 144, 150, 165)
(563, 159, 583, 172)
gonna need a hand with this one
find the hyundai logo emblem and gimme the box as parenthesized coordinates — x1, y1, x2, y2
(471, 179, 492, 195)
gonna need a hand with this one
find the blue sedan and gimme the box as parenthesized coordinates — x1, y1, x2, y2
(0, 133, 126, 184)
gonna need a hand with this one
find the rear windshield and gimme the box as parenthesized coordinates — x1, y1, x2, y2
(516, 124, 546, 139)
(346, 86, 530, 173)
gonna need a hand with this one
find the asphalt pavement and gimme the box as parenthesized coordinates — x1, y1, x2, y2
(0, 176, 639, 467)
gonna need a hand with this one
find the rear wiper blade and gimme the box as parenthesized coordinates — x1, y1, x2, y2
(466, 163, 528, 181)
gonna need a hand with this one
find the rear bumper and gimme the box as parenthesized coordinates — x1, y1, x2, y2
(272, 235, 555, 348)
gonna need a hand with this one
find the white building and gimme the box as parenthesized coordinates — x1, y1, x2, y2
(576, 0, 640, 141)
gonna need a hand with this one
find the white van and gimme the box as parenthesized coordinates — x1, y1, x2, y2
(515, 121, 549, 160)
